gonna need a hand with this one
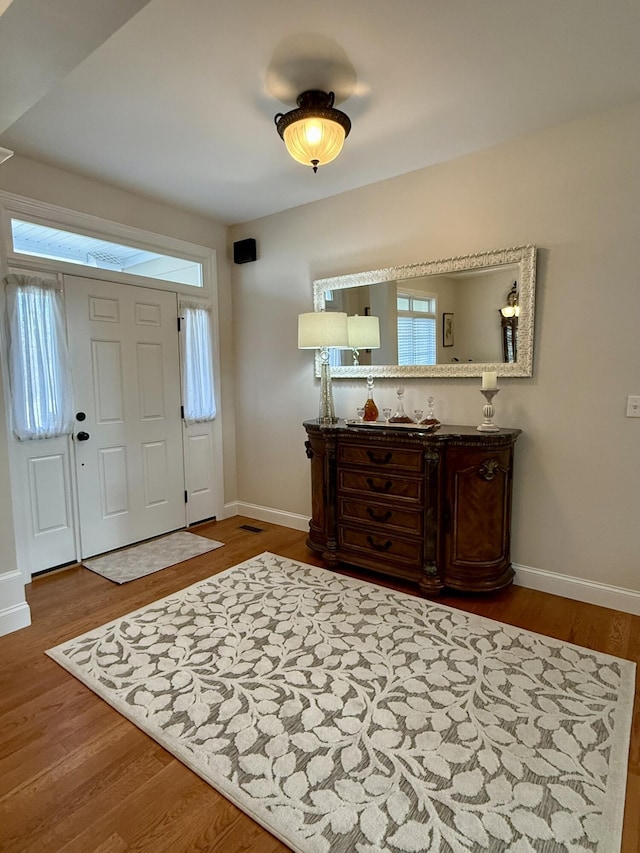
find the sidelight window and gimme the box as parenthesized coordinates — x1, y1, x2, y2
(5, 274, 74, 440)
(180, 302, 217, 424)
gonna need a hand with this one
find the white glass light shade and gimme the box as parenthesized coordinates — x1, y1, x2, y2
(284, 119, 346, 169)
(298, 311, 349, 349)
(275, 91, 351, 172)
(348, 315, 380, 349)
(501, 305, 521, 318)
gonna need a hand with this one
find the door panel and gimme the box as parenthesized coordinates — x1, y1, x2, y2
(183, 425, 217, 524)
(137, 343, 165, 418)
(28, 453, 71, 535)
(93, 340, 124, 422)
(99, 445, 129, 516)
(142, 440, 170, 506)
(65, 275, 185, 558)
(10, 437, 76, 575)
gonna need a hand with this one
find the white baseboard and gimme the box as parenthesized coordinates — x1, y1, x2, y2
(225, 502, 310, 533)
(0, 569, 31, 636)
(218, 503, 239, 521)
(0, 601, 31, 637)
(513, 563, 640, 616)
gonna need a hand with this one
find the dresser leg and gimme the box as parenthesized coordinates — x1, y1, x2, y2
(321, 549, 339, 567)
(418, 564, 444, 596)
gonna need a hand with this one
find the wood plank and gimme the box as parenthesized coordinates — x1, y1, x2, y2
(0, 516, 637, 853)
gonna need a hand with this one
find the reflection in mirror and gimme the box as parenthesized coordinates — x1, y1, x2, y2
(500, 282, 520, 363)
(313, 245, 536, 379)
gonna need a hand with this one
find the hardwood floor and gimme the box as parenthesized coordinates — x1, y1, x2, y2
(1, 516, 638, 852)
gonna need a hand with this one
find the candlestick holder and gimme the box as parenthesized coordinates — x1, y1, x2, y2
(477, 389, 500, 432)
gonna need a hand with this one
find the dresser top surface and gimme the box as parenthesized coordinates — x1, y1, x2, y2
(304, 420, 521, 441)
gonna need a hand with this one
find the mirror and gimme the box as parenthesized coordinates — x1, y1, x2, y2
(313, 245, 536, 379)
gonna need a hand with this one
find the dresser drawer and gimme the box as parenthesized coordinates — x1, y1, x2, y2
(338, 442, 423, 473)
(338, 469, 423, 503)
(338, 525, 423, 567)
(338, 498, 423, 536)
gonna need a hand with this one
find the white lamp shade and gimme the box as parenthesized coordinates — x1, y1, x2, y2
(348, 315, 380, 349)
(298, 312, 349, 349)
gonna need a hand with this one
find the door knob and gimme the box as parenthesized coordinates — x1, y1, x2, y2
(76, 431, 90, 441)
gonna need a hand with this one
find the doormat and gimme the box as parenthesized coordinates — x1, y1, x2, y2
(49, 552, 635, 852)
(82, 531, 224, 584)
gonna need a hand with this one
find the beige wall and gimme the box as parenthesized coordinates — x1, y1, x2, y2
(231, 100, 640, 592)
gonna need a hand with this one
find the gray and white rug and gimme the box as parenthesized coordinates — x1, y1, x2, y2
(48, 552, 635, 852)
(82, 531, 224, 583)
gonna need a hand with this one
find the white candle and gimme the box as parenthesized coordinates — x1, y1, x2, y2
(482, 371, 497, 391)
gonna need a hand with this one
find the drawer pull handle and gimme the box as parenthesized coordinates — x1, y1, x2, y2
(366, 477, 392, 493)
(366, 450, 392, 465)
(367, 508, 392, 523)
(366, 535, 393, 552)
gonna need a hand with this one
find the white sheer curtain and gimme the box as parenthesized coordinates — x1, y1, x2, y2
(180, 300, 217, 425)
(5, 274, 74, 441)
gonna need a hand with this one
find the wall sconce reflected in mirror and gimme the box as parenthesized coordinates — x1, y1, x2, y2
(500, 282, 520, 318)
(347, 314, 380, 365)
(499, 283, 519, 363)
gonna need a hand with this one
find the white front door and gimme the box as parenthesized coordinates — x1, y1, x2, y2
(64, 275, 186, 558)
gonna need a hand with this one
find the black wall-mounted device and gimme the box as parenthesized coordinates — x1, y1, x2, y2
(233, 238, 257, 264)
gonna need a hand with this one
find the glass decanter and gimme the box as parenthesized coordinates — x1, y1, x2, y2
(421, 395, 441, 426)
(362, 375, 379, 422)
(389, 386, 413, 423)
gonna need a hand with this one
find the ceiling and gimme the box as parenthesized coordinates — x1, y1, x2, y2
(1, 0, 639, 225)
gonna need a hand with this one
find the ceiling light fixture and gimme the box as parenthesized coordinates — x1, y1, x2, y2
(275, 90, 351, 173)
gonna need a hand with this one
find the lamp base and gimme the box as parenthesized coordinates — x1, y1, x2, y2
(318, 354, 337, 425)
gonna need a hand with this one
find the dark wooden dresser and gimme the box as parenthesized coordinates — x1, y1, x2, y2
(303, 420, 521, 595)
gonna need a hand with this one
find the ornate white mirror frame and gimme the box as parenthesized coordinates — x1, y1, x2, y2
(313, 244, 537, 379)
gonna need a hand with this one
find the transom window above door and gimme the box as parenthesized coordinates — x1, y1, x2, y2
(10, 218, 203, 287)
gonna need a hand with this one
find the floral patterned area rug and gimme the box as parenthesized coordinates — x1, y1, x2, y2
(47, 552, 635, 852)
(82, 531, 224, 584)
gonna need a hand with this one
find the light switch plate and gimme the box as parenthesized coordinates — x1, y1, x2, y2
(626, 396, 640, 417)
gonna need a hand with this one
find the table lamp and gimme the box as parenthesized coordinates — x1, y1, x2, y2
(347, 314, 380, 365)
(298, 311, 349, 424)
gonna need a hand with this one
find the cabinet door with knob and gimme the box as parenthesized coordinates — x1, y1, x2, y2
(442, 443, 516, 591)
